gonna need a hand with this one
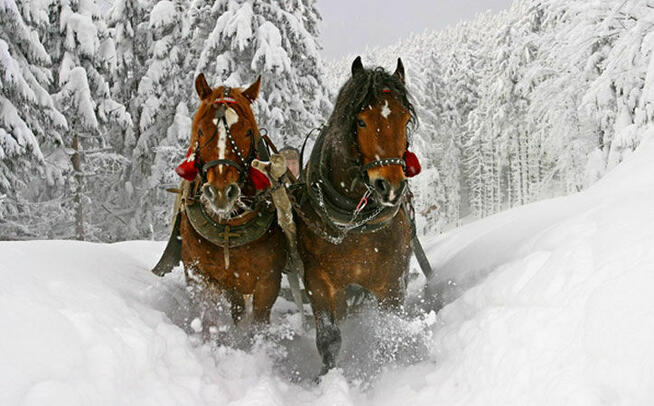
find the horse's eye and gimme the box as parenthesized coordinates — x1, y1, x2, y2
(357, 119, 366, 128)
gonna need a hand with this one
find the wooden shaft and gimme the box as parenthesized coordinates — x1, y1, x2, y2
(262, 133, 299, 184)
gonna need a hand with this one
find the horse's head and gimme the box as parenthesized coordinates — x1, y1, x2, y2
(349, 57, 418, 206)
(189, 73, 262, 218)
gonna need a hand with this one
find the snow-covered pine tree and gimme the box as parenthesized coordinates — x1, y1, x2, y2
(194, 0, 331, 148)
(130, 0, 192, 238)
(410, 50, 458, 231)
(0, 0, 68, 238)
(524, 0, 590, 195)
(39, 0, 131, 240)
(106, 0, 154, 238)
(439, 26, 482, 221)
(461, 14, 506, 218)
(108, 0, 152, 157)
(501, 2, 547, 206)
(576, 0, 654, 173)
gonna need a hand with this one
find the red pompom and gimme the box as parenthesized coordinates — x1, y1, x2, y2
(404, 150, 421, 177)
(249, 166, 271, 190)
(175, 149, 199, 181)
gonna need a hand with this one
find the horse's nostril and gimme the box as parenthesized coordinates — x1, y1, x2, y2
(373, 178, 390, 196)
(202, 184, 216, 201)
(226, 184, 240, 201)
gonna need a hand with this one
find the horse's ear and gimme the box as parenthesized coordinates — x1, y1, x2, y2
(351, 56, 364, 76)
(195, 73, 211, 100)
(242, 75, 261, 103)
(393, 58, 405, 83)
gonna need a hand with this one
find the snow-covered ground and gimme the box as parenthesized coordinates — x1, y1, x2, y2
(2, 135, 654, 405)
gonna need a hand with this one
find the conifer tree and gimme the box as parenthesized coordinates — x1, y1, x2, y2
(194, 0, 331, 147)
(39, 0, 131, 240)
(0, 0, 67, 236)
(130, 0, 192, 238)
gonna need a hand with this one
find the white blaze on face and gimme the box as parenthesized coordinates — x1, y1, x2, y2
(381, 100, 391, 119)
(213, 107, 239, 174)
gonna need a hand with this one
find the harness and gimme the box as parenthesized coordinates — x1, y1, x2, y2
(293, 108, 409, 245)
(197, 87, 259, 185)
(184, 87, 274, 266)
(184, 187, 276, 249)
(291, 96, 433, 277)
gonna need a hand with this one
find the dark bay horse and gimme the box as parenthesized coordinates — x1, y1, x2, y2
(155, 73, 287, 326)
(295, 57, 418, 373)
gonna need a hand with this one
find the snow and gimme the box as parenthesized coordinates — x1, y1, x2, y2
(380, 100, 391, 119)
(0, 39, 37, 102)
(58, 65, 99, 130)
(2, 135, 654, 405)
(252, 21, 291, 73)
(148, 1, 176, 29)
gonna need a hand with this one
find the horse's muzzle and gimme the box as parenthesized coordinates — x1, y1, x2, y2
(201, 182, 241, 216)
(372, 178, 406, 206)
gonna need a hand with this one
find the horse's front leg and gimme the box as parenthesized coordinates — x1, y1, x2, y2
(252, 270, 282, 324)
(306, 272, 346, 375)
(375, 276, 406, 314)
(225, 289, 246, 325)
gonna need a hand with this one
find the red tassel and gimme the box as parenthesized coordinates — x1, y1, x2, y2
(249, 166, 271, 190)
(404, 150, 421, 177)
(175, 149, 199, 181)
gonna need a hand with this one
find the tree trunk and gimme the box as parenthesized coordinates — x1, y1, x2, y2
(71, 133, 85, 240)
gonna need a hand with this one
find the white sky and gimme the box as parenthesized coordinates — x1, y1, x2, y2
(317, 0, 513, 60)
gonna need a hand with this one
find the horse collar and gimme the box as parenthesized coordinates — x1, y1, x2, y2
(303, 131, 401, 239)
(183, 181, 275, 248)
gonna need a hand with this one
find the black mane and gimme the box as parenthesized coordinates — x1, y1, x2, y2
(316, 65, 417, 178)
(325, 66, 417, 144)
(311, 63, 417, 199)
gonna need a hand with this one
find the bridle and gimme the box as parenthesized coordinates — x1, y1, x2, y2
(353, 89, 408, 185)
(195, 87, 256, 185)
(298, 90, 412, 243)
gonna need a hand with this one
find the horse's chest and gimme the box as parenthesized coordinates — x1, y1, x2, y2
(300, 211, 412, 286)
(180, 215, 286, 293)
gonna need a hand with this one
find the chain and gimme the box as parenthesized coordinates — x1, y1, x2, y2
(313, 181, 385, 232)
(288, 187, 343, 244)
(290, 180, 386, 245)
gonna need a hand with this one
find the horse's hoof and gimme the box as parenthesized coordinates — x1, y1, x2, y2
(319, 364, 332, 377)
(312, 364, 338, 384)
(313, 369, 329, 384)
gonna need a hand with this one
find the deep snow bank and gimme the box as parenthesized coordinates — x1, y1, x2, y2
(1, 135, 654, 405)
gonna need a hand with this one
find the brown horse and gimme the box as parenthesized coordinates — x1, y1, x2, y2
(295, 57, 418, 373)
(173, 74, 287, 326)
